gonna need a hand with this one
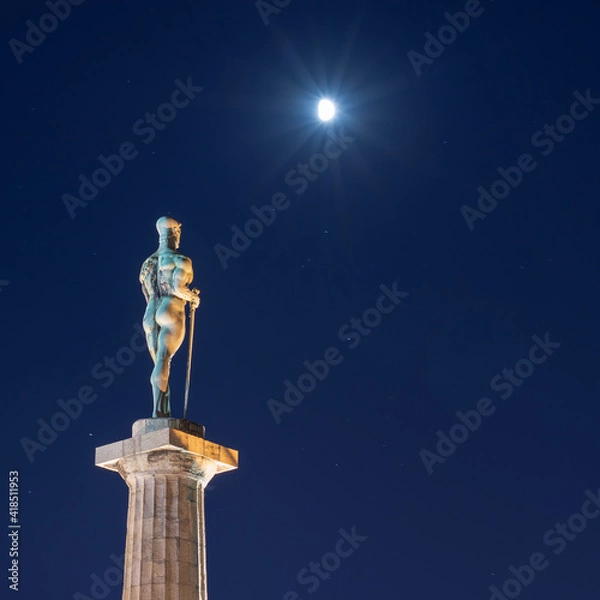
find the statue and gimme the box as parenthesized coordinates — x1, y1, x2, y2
(140, 217, 200, 418)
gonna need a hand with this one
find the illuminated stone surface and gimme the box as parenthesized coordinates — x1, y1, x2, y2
(96, 418, 238, 600)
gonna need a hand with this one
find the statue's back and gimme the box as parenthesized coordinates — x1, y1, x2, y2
(140, 255, 159, 300)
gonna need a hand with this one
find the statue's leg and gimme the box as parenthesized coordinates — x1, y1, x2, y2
(165, 384, 171, 413)
(151, 352, 177, 417)
(152, 390, 170, 418)
(151, 299, 185, 418)
(161, 383, 172, 417)
(143, 302, 159, 364)
(152, 355, 172, 417)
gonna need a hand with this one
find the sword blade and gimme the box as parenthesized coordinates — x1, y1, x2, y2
(183, 306, 196, 419)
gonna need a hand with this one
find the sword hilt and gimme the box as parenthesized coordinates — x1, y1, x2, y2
(189, 288, 200, 313)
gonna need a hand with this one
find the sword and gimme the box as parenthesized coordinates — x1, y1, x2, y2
(183, 289, 199, 419)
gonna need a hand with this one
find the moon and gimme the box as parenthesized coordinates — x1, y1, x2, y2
(318, 99, 336, 121)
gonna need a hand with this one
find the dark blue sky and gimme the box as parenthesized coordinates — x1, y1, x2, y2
(3, 0, 600, 598)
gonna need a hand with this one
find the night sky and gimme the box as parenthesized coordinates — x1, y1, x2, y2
(3, 0, 600, 598)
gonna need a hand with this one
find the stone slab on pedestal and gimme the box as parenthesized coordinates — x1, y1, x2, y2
(96, 418, 238, 475)
(95, 419, 238, 600)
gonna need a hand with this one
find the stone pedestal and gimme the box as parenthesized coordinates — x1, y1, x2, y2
(95, 419, 238, 600)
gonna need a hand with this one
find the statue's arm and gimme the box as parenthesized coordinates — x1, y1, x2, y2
(139, 259, 152, 303)
(172, 258, 200, 305)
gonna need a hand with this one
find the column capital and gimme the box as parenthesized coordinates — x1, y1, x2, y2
(95, 418, 238, 485)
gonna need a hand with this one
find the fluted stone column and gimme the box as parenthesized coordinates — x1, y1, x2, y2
(95, 419, 238, 600)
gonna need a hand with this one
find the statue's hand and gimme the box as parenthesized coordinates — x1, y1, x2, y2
(190, 288, 201, 310)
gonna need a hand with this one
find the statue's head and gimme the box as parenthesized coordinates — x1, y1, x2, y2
(156, 216, 182, 249)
